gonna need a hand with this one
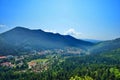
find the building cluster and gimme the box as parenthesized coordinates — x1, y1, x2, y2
(0, 55, 14, 67)
(0, 62, 14, 67)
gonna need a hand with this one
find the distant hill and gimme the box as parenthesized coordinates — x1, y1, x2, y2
(83, 39, 101, 43)
(89, 38, 120, 54)
(0, 27, 93, 55)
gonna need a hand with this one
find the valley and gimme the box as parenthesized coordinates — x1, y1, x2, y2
(0, 27, 120, 80)
(0, 48, 120, 80)
(1, 0, 120, 79)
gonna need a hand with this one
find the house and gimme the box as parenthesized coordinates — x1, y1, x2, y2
(0, 56, 7, 59)
(28, 61, 36, 69)
(1, 62, 14, 67)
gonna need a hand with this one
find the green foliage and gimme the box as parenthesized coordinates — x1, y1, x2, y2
(0, 48, 120, 80)
(110, 68, 120, 79)
(70, 75, 93, 80)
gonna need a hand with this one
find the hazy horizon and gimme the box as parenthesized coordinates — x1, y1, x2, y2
(0, 0, 120, 40)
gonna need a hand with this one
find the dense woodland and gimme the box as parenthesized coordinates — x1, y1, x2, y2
(0, 48, 120, 80)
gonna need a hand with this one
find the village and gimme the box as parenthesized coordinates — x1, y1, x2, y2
(0, 48, 83, 72)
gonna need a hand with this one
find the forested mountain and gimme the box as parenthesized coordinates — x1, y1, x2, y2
(0, 27, 93, 55)
(89, 38, 120, 54)
(0, 27, 120, 80)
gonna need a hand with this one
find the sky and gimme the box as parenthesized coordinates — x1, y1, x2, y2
(0, 0, 120, 40)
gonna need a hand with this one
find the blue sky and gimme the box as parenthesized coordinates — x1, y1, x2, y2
(0, 0, 120, 40)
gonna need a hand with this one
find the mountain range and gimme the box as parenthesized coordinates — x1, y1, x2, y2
(83, 39, 101, 43)
(0, 26, 120, 55)
(0, 27, 93, 55)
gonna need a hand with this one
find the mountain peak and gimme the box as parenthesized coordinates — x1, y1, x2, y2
(0, 27, 94, 55)
(13, 26, 30, 30)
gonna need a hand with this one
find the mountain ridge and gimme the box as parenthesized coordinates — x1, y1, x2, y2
(0, 27, 94, 55)
(89, 37, 120, 54)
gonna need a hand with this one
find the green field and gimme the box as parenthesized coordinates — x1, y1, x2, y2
(31, 59, 48, 63)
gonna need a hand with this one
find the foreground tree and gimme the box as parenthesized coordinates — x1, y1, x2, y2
(70, 75, 93, 80)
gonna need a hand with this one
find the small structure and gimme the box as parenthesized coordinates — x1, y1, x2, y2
(0, 56, 7, 59)
(7, 55, 13, 59)
(28, 61, 36, 69)
(1, 62, 14, 67)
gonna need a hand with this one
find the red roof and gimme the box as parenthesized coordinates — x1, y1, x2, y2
(0, 56, 7, 59)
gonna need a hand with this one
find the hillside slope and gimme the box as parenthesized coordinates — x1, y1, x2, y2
(0, 27, 93, 55)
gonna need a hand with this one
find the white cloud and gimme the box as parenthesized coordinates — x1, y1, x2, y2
(0, 24, 6, 28)
(64, 28, 81, 39)
(43, 28, 82, 39)
(44, 29, 57, 33)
